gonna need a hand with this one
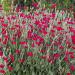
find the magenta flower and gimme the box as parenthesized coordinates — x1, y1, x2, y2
(0, 50, 3, 57)
(53, 53, 60, 60)
(15, 49, 21, 54)
(0, 70, 6, 74)
(19, 59, 25, 63)
(51, 3, 57, 9)
(9, 54, 15, 62)
(27, 52, 33, 57)
(32, 2, 39, 8)
(7, 66, 14, 72)
(71, 35, 75, 44)
(67, 72, 71, 75)
(0, 64, 4, 68)
(70, 65, 75, 71)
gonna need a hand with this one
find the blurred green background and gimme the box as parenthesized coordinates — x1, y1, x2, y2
(0, 0, 75, 12)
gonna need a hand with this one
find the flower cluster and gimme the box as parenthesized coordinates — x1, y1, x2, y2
(0, 9, 75, 75)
